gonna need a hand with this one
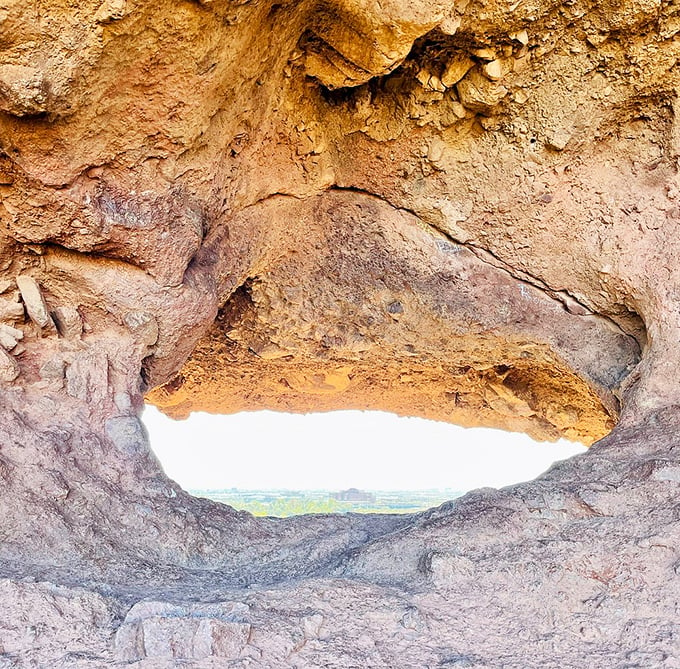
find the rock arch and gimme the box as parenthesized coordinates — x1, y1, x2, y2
(0, 0, 679, 664)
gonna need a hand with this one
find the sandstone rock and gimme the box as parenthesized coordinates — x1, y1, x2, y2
(0, 0, 678, 666)
(52, 306, 82, 339)
(0, 298, 25, 322)
(441, 54, 475, 88)
(16, 276, 54, 330)
(0, 65, 49, 117)
(0, 347, 19, 382)
(0, 324, 23, 350)
(115, 601, 251, 662)
(509, 29, 530, 45)
(481, 59, 505, 81)
(470, 47, 497, 61)
(456, 68, 508, 113)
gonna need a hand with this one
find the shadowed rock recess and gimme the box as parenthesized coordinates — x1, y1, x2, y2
(0, 0, 679, 665)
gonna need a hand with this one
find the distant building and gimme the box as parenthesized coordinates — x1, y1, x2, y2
(331, 488, 376, 503)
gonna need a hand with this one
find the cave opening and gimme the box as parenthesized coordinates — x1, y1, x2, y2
(144, 405, 587, 517)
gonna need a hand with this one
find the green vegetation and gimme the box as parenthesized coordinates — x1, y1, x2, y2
(189, 489, 463, 517)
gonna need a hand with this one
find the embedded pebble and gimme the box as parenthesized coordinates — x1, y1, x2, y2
(0, 324, 23, 350)
(16, 275, 54, 329)
(441, 55, 475, 88)
(482, 60, 504, 81)
(457, 68, 508, 113)
(52, 306, 83, 339)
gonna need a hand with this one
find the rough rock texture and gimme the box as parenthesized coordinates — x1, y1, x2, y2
(0, 0, 679, 666)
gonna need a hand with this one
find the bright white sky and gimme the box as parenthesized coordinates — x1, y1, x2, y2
(143, 406, 586, 492)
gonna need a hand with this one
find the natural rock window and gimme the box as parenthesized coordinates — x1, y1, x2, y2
(146, 406, 587, 515)
(0, 0, 678, 665)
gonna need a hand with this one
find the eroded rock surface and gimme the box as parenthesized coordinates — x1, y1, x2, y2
(0, 0, 679, 665)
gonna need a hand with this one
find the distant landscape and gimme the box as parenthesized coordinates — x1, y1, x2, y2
(189, 488, 465, 517)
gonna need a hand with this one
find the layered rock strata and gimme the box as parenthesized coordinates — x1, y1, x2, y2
(0, 0, 679, 665)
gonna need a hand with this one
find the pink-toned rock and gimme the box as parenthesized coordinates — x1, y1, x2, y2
(0, 0, 677, 666)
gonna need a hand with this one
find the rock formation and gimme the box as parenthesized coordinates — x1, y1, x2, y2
(0, 0, 679, 665)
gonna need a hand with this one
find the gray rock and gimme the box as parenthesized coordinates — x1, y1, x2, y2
(105, 416, 148, 456)
(39, 356, 66, 384)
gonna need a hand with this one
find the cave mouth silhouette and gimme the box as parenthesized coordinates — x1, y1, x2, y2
(144, 405, 587, 516)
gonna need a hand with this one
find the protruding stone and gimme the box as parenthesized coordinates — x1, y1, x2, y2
(16, 276, 54, 329)
(52, 306, 83, 339)
(105, 416, 148, 456)
(0, 324, 23, 350)
(457, 68, 508, 114)
(441, 55, 475, 88)
(416, 69, 446, 92)
(509, 29, 529, 45)
(546, 129, 572, 151)
(123, 311, 159, 347)
(39, 356, 66, 385)
(115, 602, 251, 662)
(0, 65, 49, 117)
(0, 347, 19, 382)
(0, 280, 12, 294)
(0, 298, 25, 322)
(482, 59, 505, 81)
(438, 14, 461, 36)
(94, 0, 127, 22)
(471, 47, 497, 61)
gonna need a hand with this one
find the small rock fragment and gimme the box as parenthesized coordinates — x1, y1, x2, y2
(0, 347, 19, 382)
(429, 75, 446, 93)
(0, 65, 49, 117)
(457, 68, 508, 114)
(509, 29, 529, 45)
(303, 614, 324, 639)
(471, 47, 497, 61)
(388, 300, 404, 315)
(416, 69, 446, 92)
(441, 55, 475, 88)
(0, 280, 12, 294)
(52, 306, 83, 339)
(123, 311, 158, 347)
(482, 59, 504, 81)
(0, 298, 24, 322)
(0, 324, 23, 350)
(94, 0, 127, 22)
(16, 275, 54, 329)
(546, 129, 572, 151)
